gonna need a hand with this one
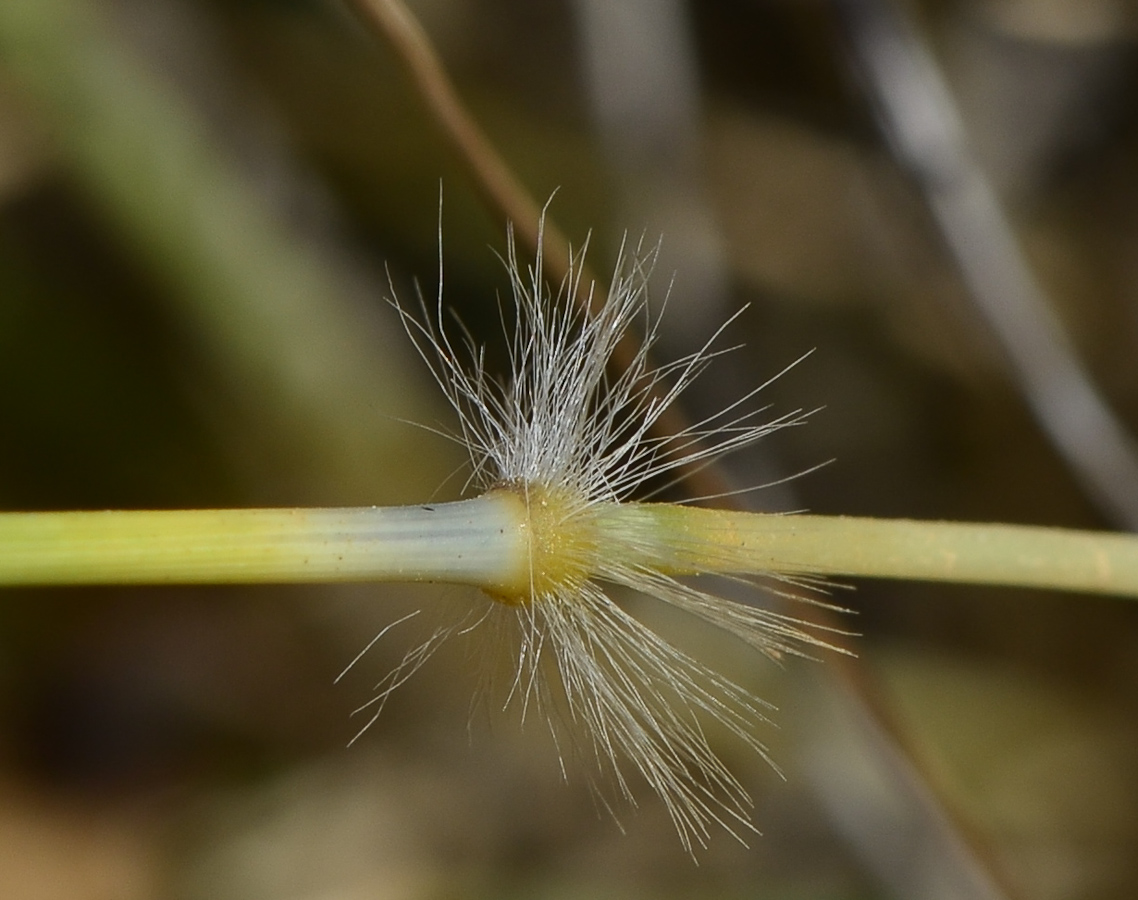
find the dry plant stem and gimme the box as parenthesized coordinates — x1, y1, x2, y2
(346, 0, 726, 501)
(838, 0, 1138, 529)
(344, 0, 569, 273)
(5, 498, 1138, 599)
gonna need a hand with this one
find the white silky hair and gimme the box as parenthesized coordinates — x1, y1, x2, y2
(368, 223, 832, 853)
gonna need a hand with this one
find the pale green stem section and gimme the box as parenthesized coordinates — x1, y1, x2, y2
(604, 504, 1138, 598)
(4, 496, 1138, 599)
(0, 495, 529, 595)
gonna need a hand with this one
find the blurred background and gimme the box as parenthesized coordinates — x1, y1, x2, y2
(1, 0, 1138, 897)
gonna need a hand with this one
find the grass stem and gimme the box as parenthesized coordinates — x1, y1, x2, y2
(0, 494, 526, 591)
(613, 504, 1138, 598)
(4, 496, 1138, 600)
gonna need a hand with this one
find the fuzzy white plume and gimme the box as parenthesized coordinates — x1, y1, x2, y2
(377, 224, 835, 852)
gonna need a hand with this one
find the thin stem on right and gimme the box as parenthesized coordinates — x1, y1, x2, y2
(608, 504, 1138, 598)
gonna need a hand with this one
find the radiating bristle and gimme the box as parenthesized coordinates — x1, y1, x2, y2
(382, 223, 830, 852)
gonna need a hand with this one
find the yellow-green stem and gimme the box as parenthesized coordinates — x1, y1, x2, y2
(0, 495, 528, 594)
(3, 496, 1138, 600)
(606, 504, 1138, 598)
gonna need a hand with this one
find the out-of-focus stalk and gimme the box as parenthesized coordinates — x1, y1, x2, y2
(0, 0, 439, 501)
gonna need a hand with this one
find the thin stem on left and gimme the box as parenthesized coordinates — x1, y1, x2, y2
(0, 495, 527, 592)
